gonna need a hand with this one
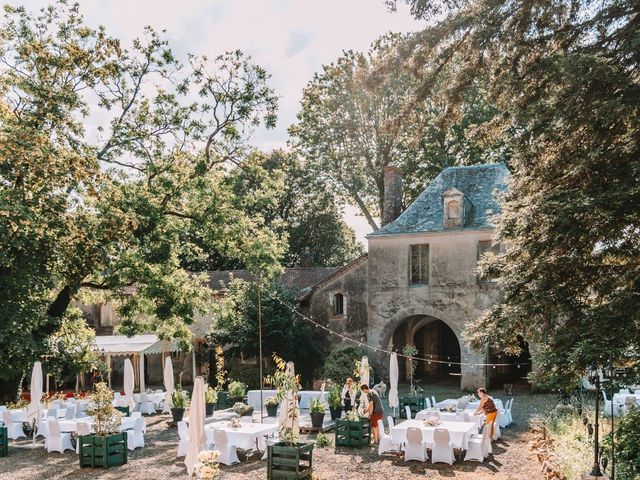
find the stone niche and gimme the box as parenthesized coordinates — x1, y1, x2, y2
(443, 188, 467, 228)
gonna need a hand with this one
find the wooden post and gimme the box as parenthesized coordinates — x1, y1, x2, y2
(139, 353, 145, 393)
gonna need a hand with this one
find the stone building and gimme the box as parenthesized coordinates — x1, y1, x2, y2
(302, 163, 531, 390)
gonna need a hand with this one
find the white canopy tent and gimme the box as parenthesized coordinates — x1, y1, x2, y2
(94, 334, 183, 392)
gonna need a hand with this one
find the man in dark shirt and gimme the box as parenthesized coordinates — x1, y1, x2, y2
(360, 384, 384, 443)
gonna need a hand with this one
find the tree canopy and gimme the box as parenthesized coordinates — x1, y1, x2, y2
(389, 0, 640, 387)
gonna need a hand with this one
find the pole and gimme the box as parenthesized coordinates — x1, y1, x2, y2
(590, 374, 603, 478)
(258, 275, 264, 424)
(610, 357, 615, 480)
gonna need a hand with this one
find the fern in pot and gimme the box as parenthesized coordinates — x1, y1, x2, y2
(170, 385, 190, 423)
(327, 385, 343, 420)
(309, 398, 326, 428)
(205, 386, 218, 417)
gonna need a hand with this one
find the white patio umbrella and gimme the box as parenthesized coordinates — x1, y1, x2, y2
(278, 362, 299, 442)
(360, 356, 370, 387)
(185, 376, 206, 476)
(26, 361, 43, 443)
(123, 358, 136, 412)
(389, 353, 400, 416)
(163, 356, 174, 413)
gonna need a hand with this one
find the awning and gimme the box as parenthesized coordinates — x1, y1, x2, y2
(94, 334, 180, 356)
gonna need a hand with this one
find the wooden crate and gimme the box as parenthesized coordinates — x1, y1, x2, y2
(0, 426, 8, 457)
(79, 433, 128, 468)
(114, 406, 130, 416)
(267, 442, 313, 480)
(400, 396, 425, 418)
(334, 419, 370, 448)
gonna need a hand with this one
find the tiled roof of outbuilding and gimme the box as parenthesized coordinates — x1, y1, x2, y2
(370, 163, 509, 236)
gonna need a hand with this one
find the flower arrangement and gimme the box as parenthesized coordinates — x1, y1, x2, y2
(423, 418, 442, 427)
(195, 449, 221, 480)
(441, 405, 457, 413)
(85, 382, 122, 436)
(171, 385, 190, 409)
(232, 402, 253, 417)
(205, 386, 218, 404)
(309, 398, 326, 414)
(264, 396, 279, 407)
(346, 409, 360, 422)
(465, 394, 478, 403)
(227, 418, 241, 429)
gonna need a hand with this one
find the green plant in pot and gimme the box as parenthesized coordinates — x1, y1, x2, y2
(265, 396, 279, 417)
(80, 382, 127, 468)
(309, 398, 326, 428)
(205, 386, 218, 417)
(232, 402, 254, 418)
(227, 380, 246, 403)
(170, 385, 190, 423)
(266, 354, 313, 479)
(327, 385, 343, 420)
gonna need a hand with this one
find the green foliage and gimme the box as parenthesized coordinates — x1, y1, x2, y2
(291, 32, 502, 230)
(315, 432, 331, 448)
(227, 381, 247, 399)
(391, 0, 640, 386)
(309, 398, 326, 414)
(227, 367, 261, 390)
(205, 386, 218, 404)
(43, 307, 102, 381)
(267, 354, 301, 446)
(604, 408, 640, 480)
(322, 346, 365, 385)
(402, 345, 418, 385)
(327, 385, 342, 409)
(0, 1, 283, 393)
(208, 280, 325, 386)
(86, 383, 122, 436)
(171, 385, 189, 409)
(232, 402, 253, 417)
(213, 345, 227, 391)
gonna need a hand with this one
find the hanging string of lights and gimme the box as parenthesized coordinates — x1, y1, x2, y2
(269, 292, 530, 369)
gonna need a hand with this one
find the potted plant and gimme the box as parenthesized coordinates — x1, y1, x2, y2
(205, 386, 218, 416)
(266, 354, 313, 479)
(171, 385, 189, 423)
(232, 402, 254, 418)
(265, 396, 279, 417)
(327, 385, 343, 420)
(309, 398, 326, 428)
(80, 382, 127, 468)
(227, 381, 246, 404)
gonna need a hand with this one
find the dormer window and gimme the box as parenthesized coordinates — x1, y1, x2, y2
(442, 188, 467, 228)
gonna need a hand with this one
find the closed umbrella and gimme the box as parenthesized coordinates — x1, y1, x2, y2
(360, 356, 370, 387)
(278, 362, 299, 443)
(124, 358, 136, 412)
(26, 361, 43, 444)
(389, 353, 399, 416)
(163, 356, 174, 413)
(185, 376, 206, 476)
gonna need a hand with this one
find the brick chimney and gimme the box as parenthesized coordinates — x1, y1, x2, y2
(301, 247, 314, 268)
(382, 165, 403, 226)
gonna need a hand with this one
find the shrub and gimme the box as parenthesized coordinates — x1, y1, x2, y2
(315, 432, 331, 448)
(227, 367, 261, 389)
(227, 380, 247, 399)
(232, 402, 254, 417)
(604, 407, 640, 480)
(205, 386, 218, 404)
(322, 345, 365, 385)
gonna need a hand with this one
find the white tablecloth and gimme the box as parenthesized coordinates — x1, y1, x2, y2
(391, 419, 477, 450)
(8, 409, 26, 422)
(204, 421, 278, 451)
(416, 408, 484, 428)
(134, 392, 165, 409)
(247, 390, 327, 410)
(58, 416, 138, 433)
(612, 393, 640, 405)
(436, 398, 504, 411)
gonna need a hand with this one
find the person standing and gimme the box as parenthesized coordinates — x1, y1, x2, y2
(342, 377, 356, 412)
(360, 384, 384, 444)
(473, 387, 498, 441)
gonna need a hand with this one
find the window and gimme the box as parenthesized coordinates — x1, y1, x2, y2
(410, 244, 429, 285)
(477, 240, 501, 284)
(333, 293, 344, 316)
(447, 200, 460, 219)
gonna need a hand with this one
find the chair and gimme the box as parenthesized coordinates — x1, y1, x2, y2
(2, 411, 26, 440)
(377, 419, 400, 455)
(46, 419, 73, 453)
(505, 398, 513, 425)
(431, 396, 437, 408)
(75, 422, 91, 454)
(64, 406, 75, 419)
(492, 412, 502, 440)
(405, 406, 412, 419)
(35, 407, 48, 439)
(213, 429, 239, 465)
(46, 408, 57, 418)
(424, 398, 431, 409)
(126, 417, 145, 450)
(177, 421, 189, 457)
(0, 406, 7, 412)
(403, 427, 427, 462)
(387, 415, 395, 429)
(621, 396, 637, 415)
(431, 428, 455, 464)
(602, 392, 618, 417)
(138, 393, 156, 415)
(465, 424, 490, 461)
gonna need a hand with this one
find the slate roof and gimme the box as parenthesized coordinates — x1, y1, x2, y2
(370, 163, 509, 236)
(206, 267, 341, 294)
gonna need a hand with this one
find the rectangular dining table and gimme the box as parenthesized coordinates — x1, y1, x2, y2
(390, 419, 478, 450)
(204, 420, 278, 452)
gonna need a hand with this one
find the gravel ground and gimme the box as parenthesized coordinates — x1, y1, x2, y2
(0, 385, 557, 480)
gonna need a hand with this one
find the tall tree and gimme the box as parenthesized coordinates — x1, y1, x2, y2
(0, 1, 283, 394)
(290, 32, 502, 230)
(390, 0, 640, 387)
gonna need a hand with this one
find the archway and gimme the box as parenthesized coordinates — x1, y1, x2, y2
(389, 315, 462, 386)
(487, 337, 532, 390)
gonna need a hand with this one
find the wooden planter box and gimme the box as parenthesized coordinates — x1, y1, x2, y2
(114, 406, 130, 416)
(0, 426, 8, 457)
(79, 433, 128, 468)
(334, 418, 370, 448)
(400, 396, 425, 418)
(267, 442, 313, 480)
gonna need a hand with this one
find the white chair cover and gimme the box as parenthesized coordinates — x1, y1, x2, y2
(387, 415, 395, 429)
(404, 427, 427, 462)
(464, 424, 490, 461)
(177, 421, 189, 457)
(46, 419, 73, 453)
(431, 428, 455, 464)
(126, 417, 145, 450)
(405, 406, 412, 419)
(377, 419, 399, 455)
(213, 430, 240, 466)
(3, 411, 26, 440)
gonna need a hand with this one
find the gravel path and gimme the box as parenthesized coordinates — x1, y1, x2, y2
(0, 386, 556, 479)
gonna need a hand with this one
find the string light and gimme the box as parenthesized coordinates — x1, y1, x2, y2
(268, 292, 530, 368)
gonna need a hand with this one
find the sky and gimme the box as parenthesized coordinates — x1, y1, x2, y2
(22, 0, 424, 243)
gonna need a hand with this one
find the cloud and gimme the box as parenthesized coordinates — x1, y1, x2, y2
(285, 30, 312, 58)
